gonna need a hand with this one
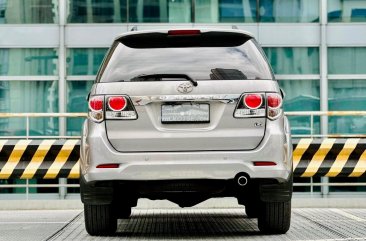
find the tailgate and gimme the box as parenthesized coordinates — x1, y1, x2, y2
(99, 80, 278, 152)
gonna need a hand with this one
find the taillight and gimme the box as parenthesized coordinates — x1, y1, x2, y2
(268, 94, 281, 108)
(267, 93, 282, 120)
(234, 93, 265, 118)
(244, 94, 263, 109)
(105, 95, 137, 120)
(108, 96, 127, 111)
(88, 96, 104, 122)
(89, 97, 103, 111)
(234, 92, 283, 120)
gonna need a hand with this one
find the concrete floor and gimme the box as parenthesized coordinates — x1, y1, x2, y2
(2, 208, 366, 241)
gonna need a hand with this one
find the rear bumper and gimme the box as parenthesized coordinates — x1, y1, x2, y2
(80, 176, 293, 205)
(80, 116, 292, 183)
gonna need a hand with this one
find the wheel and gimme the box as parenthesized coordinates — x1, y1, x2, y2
(84, 204, 117, 236)
(258, 201, 291, 234)
(245, 203, 259, 218)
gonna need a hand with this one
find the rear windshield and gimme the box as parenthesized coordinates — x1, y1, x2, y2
(98, 35, 274, 83)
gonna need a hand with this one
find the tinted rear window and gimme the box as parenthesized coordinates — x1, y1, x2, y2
(98, 33, 274, 83)
(119, 31, 250, 48)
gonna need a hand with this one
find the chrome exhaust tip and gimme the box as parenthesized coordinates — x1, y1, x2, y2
(237, 176, 248, 186)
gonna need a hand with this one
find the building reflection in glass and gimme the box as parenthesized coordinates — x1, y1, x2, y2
(0, 0, 58, 24)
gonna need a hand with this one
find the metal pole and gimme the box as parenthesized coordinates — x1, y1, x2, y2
(320, 0, 329, 197)
(26, 116, 30, 140)
(26, 179, 29, 200)
(310, 115, 314, 137)
(256, 0, 260, 22)
(58, 0, 67, 200)
(191, 0, 195, 24)
(59, 178, 67, 199)
(310, 177, 313, 197)
(126, 0, 129, 24)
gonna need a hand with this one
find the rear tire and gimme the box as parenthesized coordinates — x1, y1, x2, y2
(258, 201, 291, 234)
(84, 204, 117, 236)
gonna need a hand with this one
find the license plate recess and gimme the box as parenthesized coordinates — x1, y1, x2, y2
(161, 103, 210, 124)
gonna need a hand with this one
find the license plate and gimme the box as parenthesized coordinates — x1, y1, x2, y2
(161, 104, 210, 124)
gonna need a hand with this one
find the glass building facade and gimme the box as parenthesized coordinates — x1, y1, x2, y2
(0, 0, 366, 197)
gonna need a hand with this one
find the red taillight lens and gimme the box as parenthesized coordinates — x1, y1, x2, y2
(108, 96, 127, 111)
(266, 93, 283, 120)
(88, 96, 104, 122)
(234, 93, 265, 118)
(89, 97, 103, 111)
(244, 94, 263, 109)
(96, 164, 119, 168)
(234, 93, 282, 119)
(105, 95, 138, 120)
(168, 30, 201, 36)
(253, 161, 277, 166)
(267, 94, 282, 108)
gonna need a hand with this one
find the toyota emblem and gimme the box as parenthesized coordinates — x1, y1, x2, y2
(177, 82, 193, 94)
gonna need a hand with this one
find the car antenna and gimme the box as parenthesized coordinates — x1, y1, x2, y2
(232, 25, 238, 29)
(130, 26, 138, 31)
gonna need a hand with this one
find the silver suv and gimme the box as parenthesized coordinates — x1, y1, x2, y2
(80, 29, 293, 236)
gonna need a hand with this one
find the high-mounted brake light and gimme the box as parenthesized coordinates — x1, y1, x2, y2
(88, 96, 104, 122)
(108, 96, 127, 111)
(244, 94, 263, 109)
(168, 30, 201, 36)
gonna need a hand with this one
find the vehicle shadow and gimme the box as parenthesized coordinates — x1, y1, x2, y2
(114, 211, 266, 239)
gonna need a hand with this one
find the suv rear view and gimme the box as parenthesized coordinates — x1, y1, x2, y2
(80, 29, 293, 236)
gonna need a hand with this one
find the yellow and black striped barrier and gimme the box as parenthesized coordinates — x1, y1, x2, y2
(293, 138, 366, 178)
(0, 138, 366, 179)
(0, 140, 79, 179)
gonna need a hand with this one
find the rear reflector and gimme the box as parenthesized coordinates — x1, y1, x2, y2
(168, 30, 201, 36)
(96, 164, 119, 168)
(253, 161, 277, 166)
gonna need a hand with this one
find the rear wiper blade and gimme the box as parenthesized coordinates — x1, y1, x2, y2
(131, 74, 198, 87)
